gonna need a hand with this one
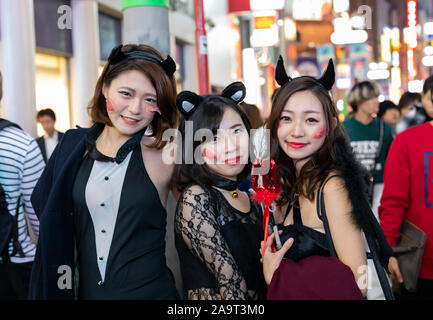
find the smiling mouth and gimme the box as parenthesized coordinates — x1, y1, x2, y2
(225, 156, 241, 165)
(285, 141, 308, 149)
(121, 115, 140, 125)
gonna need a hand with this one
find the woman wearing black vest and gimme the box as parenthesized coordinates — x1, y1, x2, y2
(29, 44, 179, 299)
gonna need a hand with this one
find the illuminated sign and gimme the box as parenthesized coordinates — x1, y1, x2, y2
(284, 17, 297, 40)
(381, 31, 391, 63)
(404, 27, 418, 49)
(250, 0, 285, 11)
(425, 22, 433, 36)
(333, 0, 349, 13)
(292, 0, 327, 20)
(391, 27, 400, 49)
(390, 67, 401, 88)
(407, 0, 417, 27)
(407, 48, 417, 80)
(250, 25, 279, 47)
(254, 16, 276, 29)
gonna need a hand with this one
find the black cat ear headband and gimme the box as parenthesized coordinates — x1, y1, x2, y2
(176, 81, 247, 118)
(107, 44, 176, 77)
(275, 55, 335, 91)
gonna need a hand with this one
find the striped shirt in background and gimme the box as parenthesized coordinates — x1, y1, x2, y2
(0, 125, 45, 263)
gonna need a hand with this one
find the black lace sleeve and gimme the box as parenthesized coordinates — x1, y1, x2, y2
(175, 185, 249, 300)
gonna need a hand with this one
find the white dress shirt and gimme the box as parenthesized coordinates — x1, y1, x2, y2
(44, 131, 58, 160)
(85, 151, 132, 281)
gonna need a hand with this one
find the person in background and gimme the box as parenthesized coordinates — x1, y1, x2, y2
(395, 92, 423, 134)
(378, 100, 400, 137)
(36, 108, 64, 163)
(342, 81, 393, 220)
(0, 70, 45, 299)
(379, 74, 433, 299)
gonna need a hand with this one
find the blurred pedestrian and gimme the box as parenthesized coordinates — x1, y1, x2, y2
(378, 100, 400, 137)
(379, 74, 433, 299)
(36, 108, 64, 163)
(395, 92, 423, 134)
(342, 81, 394, 219)
(421, 76, 433, 122)
(173, 82, 265, 300)
(29, 44, 180, 299)
(0, 70, 45, 299)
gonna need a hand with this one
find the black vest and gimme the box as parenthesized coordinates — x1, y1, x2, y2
(73, 145, 179, 299)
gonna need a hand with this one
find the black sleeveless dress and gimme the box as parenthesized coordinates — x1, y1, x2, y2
(278, 198, 331, 262)
(72, 124, 179, 299)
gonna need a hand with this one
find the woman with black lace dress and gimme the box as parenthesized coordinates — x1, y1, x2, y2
(172, 82, 266, 300)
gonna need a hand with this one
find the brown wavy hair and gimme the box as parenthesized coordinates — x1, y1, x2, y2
(88, 44, 178, 149)
(266, 77, 344, 207)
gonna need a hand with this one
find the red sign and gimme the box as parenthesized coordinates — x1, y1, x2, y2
(407, 0, 417, 27)
(228, 0, 250, 13)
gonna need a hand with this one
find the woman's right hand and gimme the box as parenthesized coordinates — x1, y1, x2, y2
(388, 256, 403, 284)
(260, 231, 294, 285)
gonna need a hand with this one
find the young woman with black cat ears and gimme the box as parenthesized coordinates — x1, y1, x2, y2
(172, 82, 266, 300)
(261, 57, 394, 300)
(29, 44, 180, 299)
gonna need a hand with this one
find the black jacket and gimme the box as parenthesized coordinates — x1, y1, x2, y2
(29, 127, 88, 299)
(36, 131, 64, 163)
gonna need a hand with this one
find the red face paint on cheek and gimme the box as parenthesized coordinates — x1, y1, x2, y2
(203, 148, 217, 160)
(106, 99, 115, 113)
(313, 127, 326, 139)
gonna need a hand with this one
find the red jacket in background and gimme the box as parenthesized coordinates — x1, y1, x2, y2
(379, 122, 433, 280)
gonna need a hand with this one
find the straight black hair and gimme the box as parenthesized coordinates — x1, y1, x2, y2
(172, 95, 252, 192)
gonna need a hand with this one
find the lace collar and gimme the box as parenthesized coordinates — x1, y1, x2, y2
(85, 123, 146, 164)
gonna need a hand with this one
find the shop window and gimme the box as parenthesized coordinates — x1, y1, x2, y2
(99, 11, 122, 62)
(35, 53, 71, 136)
(175, 40, 186, 91)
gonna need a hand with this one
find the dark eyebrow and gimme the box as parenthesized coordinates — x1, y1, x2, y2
(119, 86, 135, 92)
(216, 123, 243, 132)
(229, 123, 243, 130)
(281, 109, 320, 114)
(119, 87, 157, 98)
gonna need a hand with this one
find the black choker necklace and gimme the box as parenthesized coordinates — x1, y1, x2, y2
(212, 174, 239, 199)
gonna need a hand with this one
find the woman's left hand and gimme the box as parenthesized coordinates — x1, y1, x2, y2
(260, 231, 294, 285)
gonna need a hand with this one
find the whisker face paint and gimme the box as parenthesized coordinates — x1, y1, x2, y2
(146, 105, 161, 115)
(313, 127, 325, 139)
(203, 148, 217, 160)
(106, 99, 115, 113)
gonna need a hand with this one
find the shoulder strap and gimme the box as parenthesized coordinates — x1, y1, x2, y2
(0, 119, 21, 131)
(317, 175, 395, 300)
(316, 175, 339, 258)
(10, 195, 25, 257)
(372, 120, 384, 173)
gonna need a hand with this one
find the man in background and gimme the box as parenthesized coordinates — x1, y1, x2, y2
(36, 108, 63, 163)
